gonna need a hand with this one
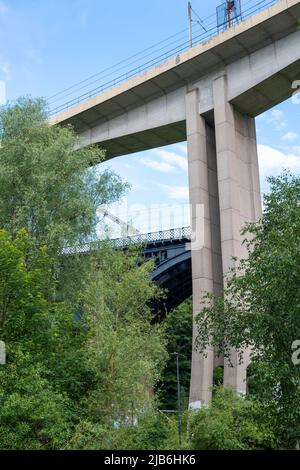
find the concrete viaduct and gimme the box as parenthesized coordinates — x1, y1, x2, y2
(51, 0, 300, 409)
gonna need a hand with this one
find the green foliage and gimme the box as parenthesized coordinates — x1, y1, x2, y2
(0, 98, 169, 450)
(0, 97, 128, 254)
(159, 298, 193, 411)
(213, 366, 224, 387)
(0, 230, 168, 450)
(77, 246, 167, 426)
(188, 387, 276, 450)
(0, 229, 73, 346)
(3, 96, 294, 451)
(0, 350, 72, 450)
(0, 230, 76, 449)
(67, 411, 172, 450)
(195, 173, 300, 449)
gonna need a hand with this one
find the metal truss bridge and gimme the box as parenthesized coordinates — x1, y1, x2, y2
(64, 226, 192, 311)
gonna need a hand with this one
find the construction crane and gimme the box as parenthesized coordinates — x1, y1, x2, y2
(99, 207, 140, 237)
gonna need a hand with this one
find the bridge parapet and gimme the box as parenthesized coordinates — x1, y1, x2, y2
(111, 226, 191, 248)
(63, 226, 193, 311)
(63, 226, 191, 255)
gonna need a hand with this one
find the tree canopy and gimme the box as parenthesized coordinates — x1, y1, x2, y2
(195, 173, 300, 449)
(0, 99, 167, 450)
(0, 98, 128, 254)
(1, 98, 300, 450)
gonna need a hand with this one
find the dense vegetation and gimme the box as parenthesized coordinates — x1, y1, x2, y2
(158, 298, 193, 411)
(195, 173, 300, 449)
(0, 99, 166, 449)
(0, 98, 299, 450)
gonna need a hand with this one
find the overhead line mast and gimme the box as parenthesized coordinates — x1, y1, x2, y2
(188, 2, 207, 48)
(188, 1, 193, 48)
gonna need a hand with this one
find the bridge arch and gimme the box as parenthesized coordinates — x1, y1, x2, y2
(152, 250, 192, 312)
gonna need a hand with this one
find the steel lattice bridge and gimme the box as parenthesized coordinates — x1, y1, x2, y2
(64, 226, 192, 311)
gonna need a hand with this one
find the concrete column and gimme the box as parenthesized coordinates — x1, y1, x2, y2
(213, 74, 262, 394)
(186, 88, 217, 408)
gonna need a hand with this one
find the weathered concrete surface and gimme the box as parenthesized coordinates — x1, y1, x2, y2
(51, 0, 300, 159)
(186, 88, 219, 408)
(187, 75, 262, 406)
(213, 74, 262, 396)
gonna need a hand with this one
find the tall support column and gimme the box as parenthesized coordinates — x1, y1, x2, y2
(213, 74, 262, 394)
(186, 88, 217, 408)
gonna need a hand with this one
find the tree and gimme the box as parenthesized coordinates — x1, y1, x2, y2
(0, 232, 168, 450)
(67, 411, 173, 451)
(188, 387, 275, 450)
(159, 298, 193, 411)
(195, 173, 300, 449)
(0, 98, 168, 450)
(0, 97, 128, 254)
(74, 245, 167, 431)
(0, 352, 72, 450)
(0, 96, 130, 315)
(0, 230, 76, 449)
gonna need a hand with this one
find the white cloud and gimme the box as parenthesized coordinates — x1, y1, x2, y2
(160, 184, 189, 200)
(270, 109, 284, 121)
(25, 48, 42, 65)
(256, 113, 265, 121)
(79, 11, 88, 26)
(0, 1, 8, 15)
(258, 144, 300, 179)
(276, 120, 288, 131)
(155, 149, 188, 171)
(0, 61, 11, 81)
(292, 146, 300, 155)
(138, 147, 188, 174)
(172, 142, 188, 154)
(0, 80, 6, 105)
(281, 132, 299, 141)
(138, 157, 175, 173)
(268, 108, 288, 131)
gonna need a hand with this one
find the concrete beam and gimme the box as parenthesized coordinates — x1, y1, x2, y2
(51, 1, 300, 161)
(57, 25, 300, 159)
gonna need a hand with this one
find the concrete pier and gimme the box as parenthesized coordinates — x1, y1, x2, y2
(185, 76, 262, 406)
(213, 74, 262, 395)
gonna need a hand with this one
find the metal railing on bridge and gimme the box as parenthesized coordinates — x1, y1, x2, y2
(63, 226, 191, 255)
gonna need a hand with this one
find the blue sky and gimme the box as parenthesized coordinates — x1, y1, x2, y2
(1, 0, 300, 234)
